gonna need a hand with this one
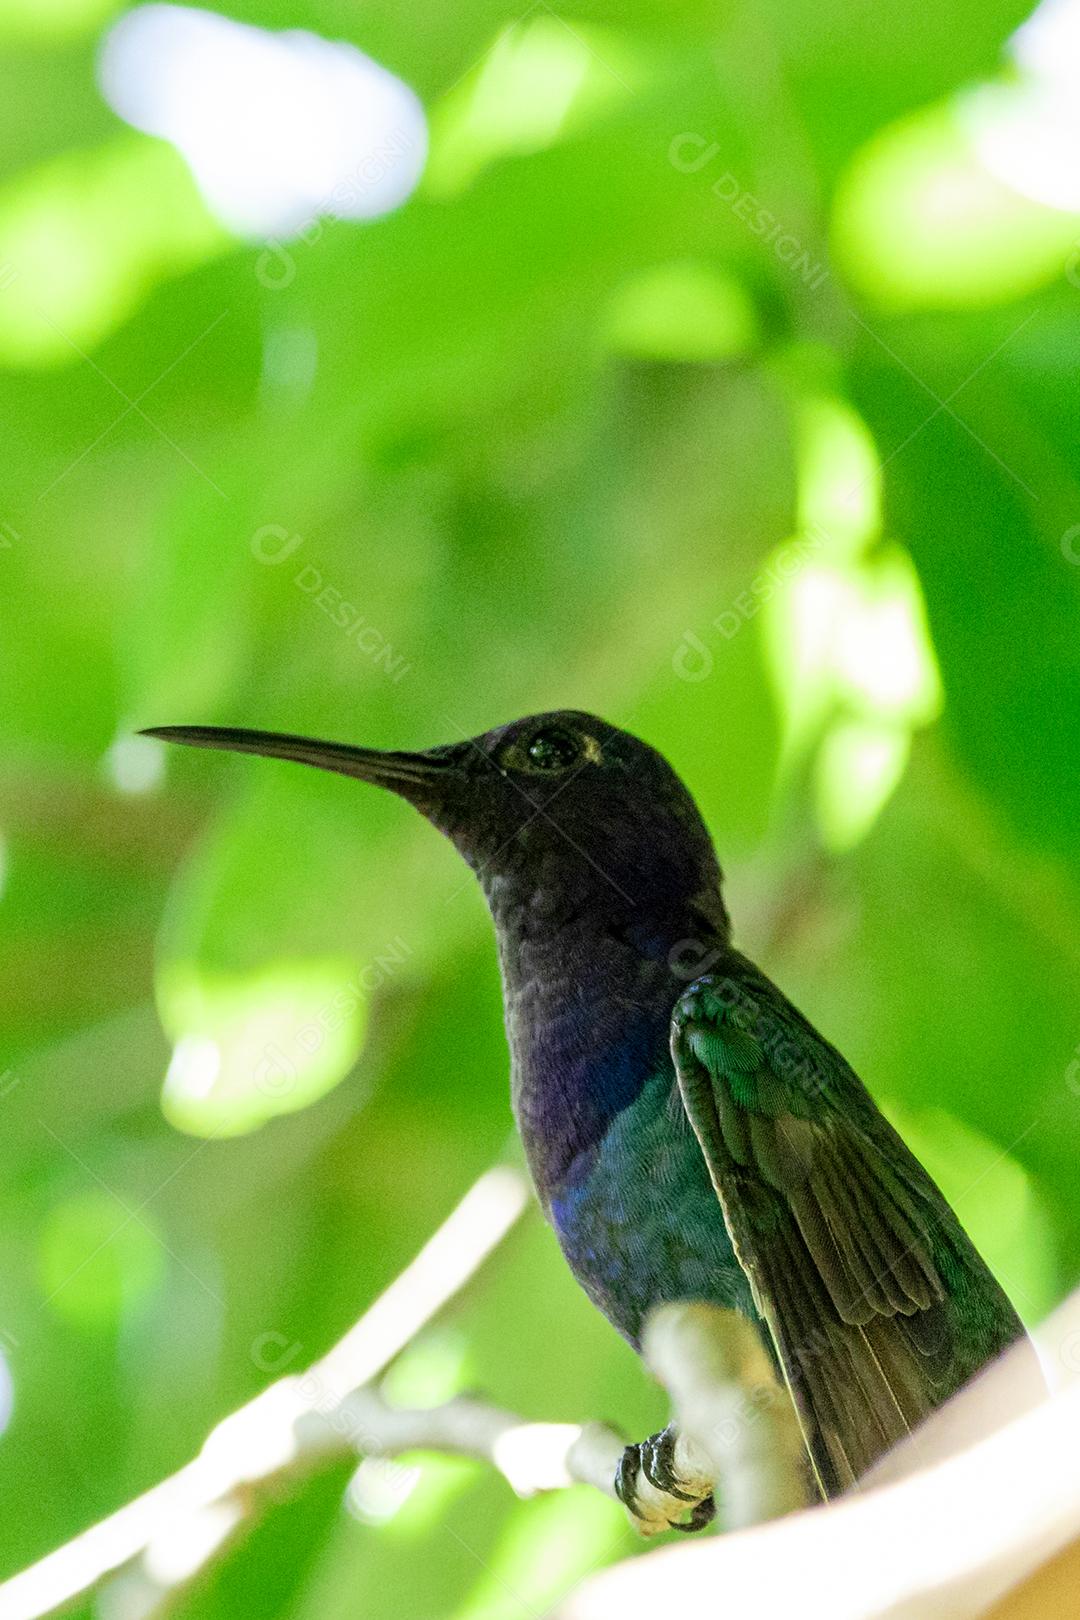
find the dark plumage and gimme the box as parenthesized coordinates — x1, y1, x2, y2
(146, 710, 1042, 1514)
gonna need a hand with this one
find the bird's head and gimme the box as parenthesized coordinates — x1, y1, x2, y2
(144, 710, 728, 939)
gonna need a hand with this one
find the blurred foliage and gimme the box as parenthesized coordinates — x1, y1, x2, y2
(1, 0, 1079, 1615)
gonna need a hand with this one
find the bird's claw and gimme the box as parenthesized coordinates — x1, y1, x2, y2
(671, 1495, 717, 1533)
(614, 1441, 644, 1516)
(614, 1426, 715, 1536)
(639, 1423, 695, 1498)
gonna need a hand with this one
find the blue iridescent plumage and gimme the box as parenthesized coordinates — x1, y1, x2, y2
(148, 707, 1042, 1521)
(550, 1069, 755, 1344)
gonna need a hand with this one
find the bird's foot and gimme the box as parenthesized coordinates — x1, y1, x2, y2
(614, 1425, 716, 1536)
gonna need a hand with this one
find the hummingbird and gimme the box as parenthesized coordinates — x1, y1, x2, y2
(145, 710, 1040, 1527)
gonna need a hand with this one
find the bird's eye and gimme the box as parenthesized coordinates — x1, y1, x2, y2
(525, 727, 582, 772)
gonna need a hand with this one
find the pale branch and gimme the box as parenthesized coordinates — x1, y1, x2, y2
(87, 1287, 1080, 1620)
(0, 1166, 531, 1620)
(295, 1388, 627, 1499)
(560, 1300, 1080, 1620)
(101, 1393, 632, 1620)
(0, 1187, 808, 1620)
(642, 1302, 808, 1529)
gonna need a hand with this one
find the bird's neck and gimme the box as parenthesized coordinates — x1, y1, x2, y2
(487, 878, 730, 1202)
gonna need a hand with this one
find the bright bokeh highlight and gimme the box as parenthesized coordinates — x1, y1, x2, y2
(425, 16, 634, 196)
(0, 139, 222, 367)
(763, 395, 943, 847)
(604, 261, 758, 363)
(98, 5, 427, 237)
(0, 0, 123, 40)
(969, 0, 1080, 211)
(832, 103, 1080, 309)
(795, 395, 882, 559)
(159, 958, 367, 1135)
(103, 732, 167, 795)
(815, 719, 910, 851)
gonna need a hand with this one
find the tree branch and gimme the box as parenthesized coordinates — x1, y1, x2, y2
(0, 1166, 531, 1620)
(0, 1158, 810, 1620)
(642, 1301, 807, 1529)
(560, 1301, 1079, 1620)
(10, 1146, 1072, 1620)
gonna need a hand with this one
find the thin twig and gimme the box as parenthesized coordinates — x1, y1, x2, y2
(0, 1178, 810, 1620)
(0, 1166, 529, 1620)
(560, 1311, 1076, 1620)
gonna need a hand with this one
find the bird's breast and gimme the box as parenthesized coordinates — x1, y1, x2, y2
(504, 937, 674, 1192)
(546, 1069, 754, 1345)
(499, 918, 752, 1343)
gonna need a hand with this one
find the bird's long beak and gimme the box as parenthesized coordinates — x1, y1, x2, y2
(140, 724, 459, 803)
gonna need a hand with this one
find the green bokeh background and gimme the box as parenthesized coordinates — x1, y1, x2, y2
(2, 0, 1079, 1614)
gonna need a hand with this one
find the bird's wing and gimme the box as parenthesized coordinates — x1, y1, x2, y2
(670, 969, 957, 1497)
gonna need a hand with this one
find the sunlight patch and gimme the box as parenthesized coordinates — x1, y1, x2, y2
(426, 16, 634, 196)
(604, 262, 758, 363)
(766, 545, 942, 753)
(159, 958, 367, 1136)
(833, 101, 1080, 310)
(832, 547, 943, 723)
(763, 399, 943, 849)
(966, 0, 1080, 213)
(98, 5, 426, 237)
(0, 0, 123, 40)
(0, 139, 222, 367)
(815, 720, 910, 852)
(795, 395, 881, 561)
